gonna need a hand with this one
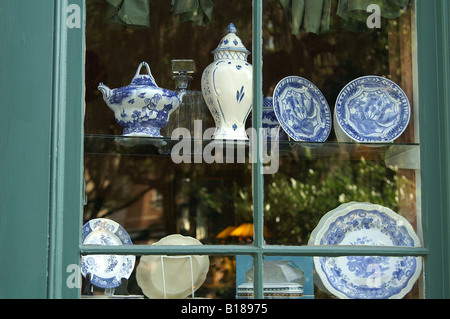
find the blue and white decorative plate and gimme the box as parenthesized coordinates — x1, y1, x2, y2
(335, 76, 410, 143)
(308, 202, 422, 299)
(273, 76, 331, 142)
(81, 218, 136, 289)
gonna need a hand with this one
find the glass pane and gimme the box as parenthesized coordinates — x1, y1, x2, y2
(80, 254, 238, 299)
(84, 0, 254, 245)
(261, 1, 421, 245)
(236, 255, 423, 299)
(82, 0, 425, 300)
(236, 256, 313, 299)
(262, 144, 420, 245)
(260, 0, 423, 299)
(312, 256, 423, 299)
(83, 153, 252, 244)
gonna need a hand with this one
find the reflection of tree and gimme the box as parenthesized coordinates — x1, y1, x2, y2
(83, 154, 175, 223)
(84, 150, 252, 241)
(264, 157, 400, 245)
(197, 256, 236, 299)
(202, 155, 402, 245)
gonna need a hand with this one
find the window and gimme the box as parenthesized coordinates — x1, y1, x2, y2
(81, 0, 427, 299)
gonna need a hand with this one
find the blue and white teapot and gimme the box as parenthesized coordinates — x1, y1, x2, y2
(98, 62, 185, 137)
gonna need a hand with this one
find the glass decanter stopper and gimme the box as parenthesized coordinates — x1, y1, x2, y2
(163, 60, 195, 137)
(168, 59, 213, 138)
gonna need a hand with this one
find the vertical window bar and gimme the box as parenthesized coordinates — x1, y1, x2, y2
(48, 0, 69, 299)
(252, 0, 264, 300)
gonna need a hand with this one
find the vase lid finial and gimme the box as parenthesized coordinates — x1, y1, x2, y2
(211, 22, 250, 57)
(227, 23, 237, 34)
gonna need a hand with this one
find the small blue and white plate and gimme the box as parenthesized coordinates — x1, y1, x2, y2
(335, 76, 410, 143)
(308, 202, 422, 299)
(81, 218, 136, 289)
(273, 76, 331, 142)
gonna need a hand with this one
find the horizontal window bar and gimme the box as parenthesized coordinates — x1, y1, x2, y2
(80, 244, 429, 257)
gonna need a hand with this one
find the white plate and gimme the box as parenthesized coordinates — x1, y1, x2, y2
(308, 202, 422, 299)
(136, 234, 209, 299)
(335, 76, 410, 143)
(81, 218, 136, 289)
(273, 76, 331, 142)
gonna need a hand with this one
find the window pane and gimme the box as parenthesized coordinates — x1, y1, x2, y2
(312, 255, 423, 299)
(236, 256, 313, 299)
(84, 0, 254, 245)
(83, 153, 252, 244)
(260, 0, 423, 299)
(83, 0, 424, 300)
(261, 1, 421, 246)
(80, 254, 238, 299)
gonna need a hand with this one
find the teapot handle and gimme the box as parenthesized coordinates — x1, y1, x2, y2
(134, 62, 157, 86)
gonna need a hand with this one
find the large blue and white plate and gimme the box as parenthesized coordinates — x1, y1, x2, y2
(308, 202, 422, 299)
(335, 76, 410, 143)
(273, 76, 331, 142)
(81, 218, 136, 289)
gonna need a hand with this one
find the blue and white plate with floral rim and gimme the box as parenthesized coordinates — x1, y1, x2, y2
(308, 202, 422, 299)
(334, 76, 410, 143)
(273, 76, 331, 142)
(81, 218, 136, 289)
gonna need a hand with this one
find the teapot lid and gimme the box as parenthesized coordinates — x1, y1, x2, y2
(130, 62, 158, 87)
(131, 75, 157, 86)
(211, 23, 251, 56)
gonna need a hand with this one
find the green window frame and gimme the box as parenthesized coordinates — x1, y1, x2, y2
(77, 0, 447, 299)
(1, 0, 449, 299)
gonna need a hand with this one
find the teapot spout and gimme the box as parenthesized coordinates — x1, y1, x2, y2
(98, 82, 112, 101)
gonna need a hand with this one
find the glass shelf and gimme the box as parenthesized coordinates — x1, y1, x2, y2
(84, 134, 420, 169)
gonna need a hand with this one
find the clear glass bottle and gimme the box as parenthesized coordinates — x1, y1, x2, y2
(165, 59, 213, 139)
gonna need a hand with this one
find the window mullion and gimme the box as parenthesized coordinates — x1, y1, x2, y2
(80, 244, 428, 257)
(252, 0, 264, 300)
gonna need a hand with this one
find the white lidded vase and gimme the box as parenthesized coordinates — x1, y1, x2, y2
(201, 23, 253, 140)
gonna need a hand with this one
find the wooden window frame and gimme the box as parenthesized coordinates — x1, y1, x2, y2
(52, 0, 450, 299)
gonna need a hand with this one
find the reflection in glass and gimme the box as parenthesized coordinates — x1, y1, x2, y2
(236, 256, 313, 299)
(262, 1, 418, 247)
(83, 0, 422, 299)
(83, 153, 252, 245)
(84, 0, 253, 247)
(81, 255, 236, 299)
